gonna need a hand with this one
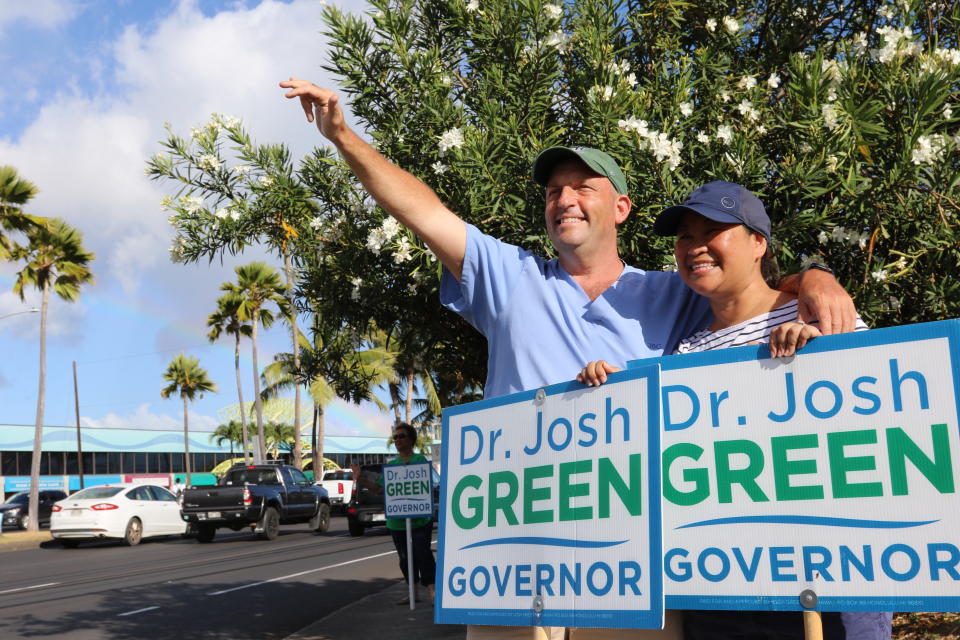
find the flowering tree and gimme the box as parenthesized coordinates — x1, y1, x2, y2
(310, 0, 958, 342)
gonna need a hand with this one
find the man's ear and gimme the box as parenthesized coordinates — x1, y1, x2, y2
(614, 194, 632, 225)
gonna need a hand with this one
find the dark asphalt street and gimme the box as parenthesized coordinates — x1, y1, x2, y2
(0, 517, 406, 639)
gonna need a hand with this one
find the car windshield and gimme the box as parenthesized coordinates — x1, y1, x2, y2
(70, 487, 124, 500)
(6, 493, 29, 505)
(323, 471, 352, 481)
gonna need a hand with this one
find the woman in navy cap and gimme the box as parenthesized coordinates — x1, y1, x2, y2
(579, 181, 884, 640)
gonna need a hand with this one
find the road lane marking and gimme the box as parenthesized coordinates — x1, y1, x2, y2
(207, 549, 398, 596)
(118, 606, 160, 617)
(0, 582, 61, 595)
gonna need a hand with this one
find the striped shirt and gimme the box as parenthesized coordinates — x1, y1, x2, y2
(674, 298, 868, 354)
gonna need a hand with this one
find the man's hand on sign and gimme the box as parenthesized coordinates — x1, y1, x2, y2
(577, 359, 622, 386)
(768, 321, 822, 358)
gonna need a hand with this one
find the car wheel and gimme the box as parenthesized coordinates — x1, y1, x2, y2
(311, 503, 331, 533)
(347, 517, 365, 537)
(18, 514, 29, 531)
(196, 524, 216, 543)
(258, 507, 279, 541)
(59, 539, 81, 548)
(123, 518, 143, 546)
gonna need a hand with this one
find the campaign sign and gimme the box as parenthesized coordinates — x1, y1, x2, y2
(627, 319, 960, 612)
(384, 462, 434, 519)
(436, 365, 663, 629)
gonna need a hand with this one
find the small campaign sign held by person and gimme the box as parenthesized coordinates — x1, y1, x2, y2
(436, 365, 663, 630)
(628, 318, 960, 613)
(384, 462, 434, 519)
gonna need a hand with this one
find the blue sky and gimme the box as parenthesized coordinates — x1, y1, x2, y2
(0, 0, 386, 434)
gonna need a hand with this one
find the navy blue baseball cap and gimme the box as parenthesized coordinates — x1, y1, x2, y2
(654, 181, 771, 241)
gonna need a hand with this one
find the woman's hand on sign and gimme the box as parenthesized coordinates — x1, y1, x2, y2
(577, 360, 622, 387)
(769, 321, 822, 358)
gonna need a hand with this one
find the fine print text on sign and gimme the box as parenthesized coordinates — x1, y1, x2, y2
(436, 365, 663, 630)
(384, 462, 434, 519)
(628, 319, 960, 613)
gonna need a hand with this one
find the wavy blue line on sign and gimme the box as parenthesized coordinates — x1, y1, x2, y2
(459, 537, 628, 550)
(676, 515, 938, 529)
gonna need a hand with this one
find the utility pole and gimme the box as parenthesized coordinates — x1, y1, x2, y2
(73, 361, 85, 490)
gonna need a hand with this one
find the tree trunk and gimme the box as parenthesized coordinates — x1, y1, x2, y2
(251, 310, 266, 463)
(317, 403, 325, 470)
(311, 403, 318, 472)
(405, 368, 414, 424)
(27, 280, 50, 532)
(235, 331, 251, 464)
(183, 394, 192, 486)
(389, 382, 402, 424)
(283, 251, 303, 470)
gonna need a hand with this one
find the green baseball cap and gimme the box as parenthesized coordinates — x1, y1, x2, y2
(532, 146, 628, 195)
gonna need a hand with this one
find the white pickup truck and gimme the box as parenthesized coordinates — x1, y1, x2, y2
(316, 469, 353, 514)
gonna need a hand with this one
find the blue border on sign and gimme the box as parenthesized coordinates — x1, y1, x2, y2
(384, 461, 434, 520)
(627, 318, 960, 613)
(435, 365, 664, 629)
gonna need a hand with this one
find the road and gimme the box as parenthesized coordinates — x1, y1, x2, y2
(0, 517, 406, 640)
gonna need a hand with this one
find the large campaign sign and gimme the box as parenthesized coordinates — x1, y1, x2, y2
(628, 319, 960, 612)
(436, 366, 663, 629)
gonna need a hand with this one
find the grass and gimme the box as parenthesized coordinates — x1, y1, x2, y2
(895, 613, 960, 639)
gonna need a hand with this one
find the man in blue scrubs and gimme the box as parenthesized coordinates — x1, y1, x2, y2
(281, 78, 858, 639)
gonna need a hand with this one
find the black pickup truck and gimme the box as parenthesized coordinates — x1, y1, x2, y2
(181, 464, 331, 543)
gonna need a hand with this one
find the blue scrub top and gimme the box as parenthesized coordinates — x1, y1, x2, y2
(441, 224, 711, 398)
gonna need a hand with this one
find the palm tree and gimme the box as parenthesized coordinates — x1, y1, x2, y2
(210, 420, 246, 457)
(0, 166, 42, 259)
(12, 217, 94, 532)
(263, 421, 295, 459)
(161, 354, 217, 486)
(223, 262, 288, 463)
(207, 291, 253, 463)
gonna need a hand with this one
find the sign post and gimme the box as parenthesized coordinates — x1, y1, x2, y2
(384, 461, 434, 610)
(437, 365, 664, 629)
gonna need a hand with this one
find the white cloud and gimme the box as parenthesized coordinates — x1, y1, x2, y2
(0, 0, 78, 32)
(81, 402, 219, 431)
(0, 289, 87, 340)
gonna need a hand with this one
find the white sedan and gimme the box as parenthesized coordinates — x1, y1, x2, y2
(50, 483, 187, 547)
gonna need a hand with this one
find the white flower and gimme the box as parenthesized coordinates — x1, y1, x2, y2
(722, 16, 739, 34)
(800, 142, 813, 153)
(606, 60, 630, 76)
(366, 228, 389, 253)
(826, 155, 839, 173)
(879, 6, 895, 20)
(821, 103, 840, 130)
(716, 124, 733, 145)
(180, 195, 203, 213)
(214, 207, 230, 220)
(588, 85, 614, 101)
(911, 134, 947, 165)
(738, 75, 757, 90)
(465, 0, 479, 11)
(309, 216, 323, 230)
(874, 26, 920, 63)
(545, 30, 571, 52)
(736, 99, 757, 120)
(229, 209, 241, 221)
(618, 117, 649, 136)
(625, 72, 637, 87)
(233, 164, 252, 175)
(857, 232, 869, 249)
(259, 175, 274, 187)
(818, 231, 829, 245)
(944, 104, 953, 120)
(438, 127, 465, 154)
(756, 124, 767, 134)
(198, 154, 221, 171)
(696, 132, 710, 144)
(160, 195, 173, 211)
(705, 18, 717, 32)
(544, 4, 562, 20)
(350, 276, 363, 301)
(679, 102, 693, 117)
(424, 246, 437, 262)
(215, 114, 241, 128)
(431, 161, 448, 174)
(767, 73, 781, 89)
(871, 268, 888, 282)
(719, 90, 731, 103)
(852, 33, 868, 51)
(393, 237, 413, 264)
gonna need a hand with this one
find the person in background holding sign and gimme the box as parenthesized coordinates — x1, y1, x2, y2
(579, 182, 886, 640)
(280, 78, 858, 640)
(386, 423, 436, 606)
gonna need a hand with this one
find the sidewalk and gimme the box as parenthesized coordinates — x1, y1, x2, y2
(286, 580, 465, 640)
(0, 529, 53, 553)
